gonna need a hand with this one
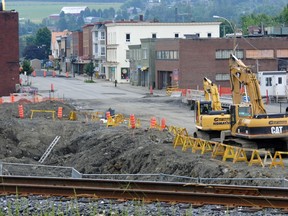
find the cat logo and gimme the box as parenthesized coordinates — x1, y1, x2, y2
(271, 126, 283, 134)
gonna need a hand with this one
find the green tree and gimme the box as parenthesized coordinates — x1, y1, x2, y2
(19, 59, 34, 76)
(84, 62, 94, 81)
(278, 4, 288, 23)
(35, 27, 51, 59)
(240, 14, 275, 35)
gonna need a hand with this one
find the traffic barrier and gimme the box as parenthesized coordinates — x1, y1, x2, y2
(160, 118, 166, 130)
(182, 136, 194, 151)
(150, 117, 157, 129)
(57, 107, 63, 119)
(129, 114, 136, 129)
(173, 128, 189, 148)
(211, 143, 225, 158)
(69, 111, 77, 121)
(233, 148, 248, 163)
(222, 145, 236, 162)
(43, 71, 47, 77)
(248, 150, 264, 167)
(18, 105, 24, 119)
(270, 151, 288, 168)
(106, 116, 114, 127)
(30, 110, 56, 120)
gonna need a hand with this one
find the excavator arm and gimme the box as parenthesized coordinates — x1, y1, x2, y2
(229, 54, 266, 115)
(203, 77, 222, 111)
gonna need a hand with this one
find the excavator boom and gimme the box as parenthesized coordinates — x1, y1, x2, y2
(229, 54, 266, 115)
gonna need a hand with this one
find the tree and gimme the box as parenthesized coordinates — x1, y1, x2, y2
(22, 45, 46, 60)
(35, 27, 51, 60)
(84, 62, 95, 81)
(19, 59, 34, 76)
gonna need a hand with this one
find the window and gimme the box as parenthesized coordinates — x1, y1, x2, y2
(152, 33, 157, 38)
(215, 73, 230, 81)
(175, 33, 179, 38)
(156, 51, 179, 60)
(126, 50, 130, 59)
(215, 50, 244, 59)
(278, 77, 282, 84)
(101, 47, 105, 56)
(126, 33, 130, 42)
(100, 31, 105, 40)
(207, 33, 211, 38)
(238, 106, 252, 118)
(265, 77, 272, 86)
(94, 31, 98, 39)
(142, 49, 147, 59)
(196, 33, 200, 37)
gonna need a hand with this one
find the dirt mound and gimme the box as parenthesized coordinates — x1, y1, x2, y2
(0, 100, 287, 186)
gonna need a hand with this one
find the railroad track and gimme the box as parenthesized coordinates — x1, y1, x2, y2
(0, 176, 287, 209)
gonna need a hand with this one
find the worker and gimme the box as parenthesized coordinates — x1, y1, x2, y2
(114, 79, 117, 87)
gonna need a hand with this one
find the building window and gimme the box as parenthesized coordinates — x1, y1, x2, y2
(278, 77, 282, 84)
(126, 33, 130, 42)
(215, 73, 230, 81)
(152, 33, 157, 38)
(101, 47, 105, 56)
(265, 77, 272, 86)
(126, 50, 130, 59)
(215, 50, 244, 59)
(94, 31, 98, 39)
(196, 33, 200, 37)
(175, 33, 179, 38)
(100, 31, 105, 40)
(142, 49, 147, 59)
(156, 51, 179, 60)
(207, 33, 211, 38)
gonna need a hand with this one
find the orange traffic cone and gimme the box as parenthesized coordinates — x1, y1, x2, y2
(150, 85, 153, 95)
(161, 118, 166, 130)
(32, 71, 36, 77)
(43, 71, 47, 77)
(66, 72, 69, 78)
(58, 107, 63, 119)
(0, 97, 3, 104)
(51, 84, 54, 92)
(130, 114, 136, 129)
(52, 71, 56, 77)
(18, 104, 24, 119)
(150, 117, 157, 129)
(10, 94, 15, 103)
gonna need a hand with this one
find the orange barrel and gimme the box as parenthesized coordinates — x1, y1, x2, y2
(18, 104, 24, 119)
(58, 107, 63, 119)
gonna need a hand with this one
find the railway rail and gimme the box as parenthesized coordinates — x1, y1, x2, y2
(0, 176, 287, 209)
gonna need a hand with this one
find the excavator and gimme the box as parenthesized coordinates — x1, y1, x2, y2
(221, 54, 288, 150)
(193, 77, 230, 140)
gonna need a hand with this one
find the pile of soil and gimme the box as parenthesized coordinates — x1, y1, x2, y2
(0, 100, 287, 186)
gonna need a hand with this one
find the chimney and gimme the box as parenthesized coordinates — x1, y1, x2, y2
(139, 14, 144, 21)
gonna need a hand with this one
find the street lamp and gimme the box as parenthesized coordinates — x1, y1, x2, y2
(213, 15, 237, 54)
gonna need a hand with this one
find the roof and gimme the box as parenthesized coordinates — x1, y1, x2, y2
(60, 6, 87, 14)
(51, 31, 71, 50)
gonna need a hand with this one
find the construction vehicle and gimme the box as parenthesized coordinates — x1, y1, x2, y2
(193, 77, 230, 140)
(221, 54, 288, 150)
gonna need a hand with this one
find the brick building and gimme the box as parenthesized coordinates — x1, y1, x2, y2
(155, 37, 288, 89)
(0, 11, 19, 96)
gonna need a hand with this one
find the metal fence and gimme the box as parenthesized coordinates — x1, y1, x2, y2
(0, 162, 287, 187)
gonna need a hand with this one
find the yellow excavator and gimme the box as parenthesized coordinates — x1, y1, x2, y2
(193, 77, 230, 140)
(221, 54, 288, 150)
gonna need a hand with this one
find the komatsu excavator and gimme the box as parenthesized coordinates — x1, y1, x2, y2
(193, 77, 230, 140)
(221, 54, 288, 150)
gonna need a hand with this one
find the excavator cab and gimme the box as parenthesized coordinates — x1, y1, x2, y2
(194, 101, 212, 123)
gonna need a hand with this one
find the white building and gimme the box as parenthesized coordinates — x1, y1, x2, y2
(103, 21, 221, 83)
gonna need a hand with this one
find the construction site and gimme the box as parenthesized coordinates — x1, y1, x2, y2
(1, 70, 288, 186)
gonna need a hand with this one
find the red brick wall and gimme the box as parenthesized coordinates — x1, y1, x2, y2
(0, 11, 19, 96)
(155, 37, 287, 90)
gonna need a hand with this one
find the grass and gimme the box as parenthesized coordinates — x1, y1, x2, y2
(6, 1, 122, 23)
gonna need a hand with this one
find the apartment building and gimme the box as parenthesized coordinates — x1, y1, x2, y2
(104, 21, 221, 83)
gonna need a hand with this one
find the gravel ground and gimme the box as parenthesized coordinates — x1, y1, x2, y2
(0, 195, 285, 216)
